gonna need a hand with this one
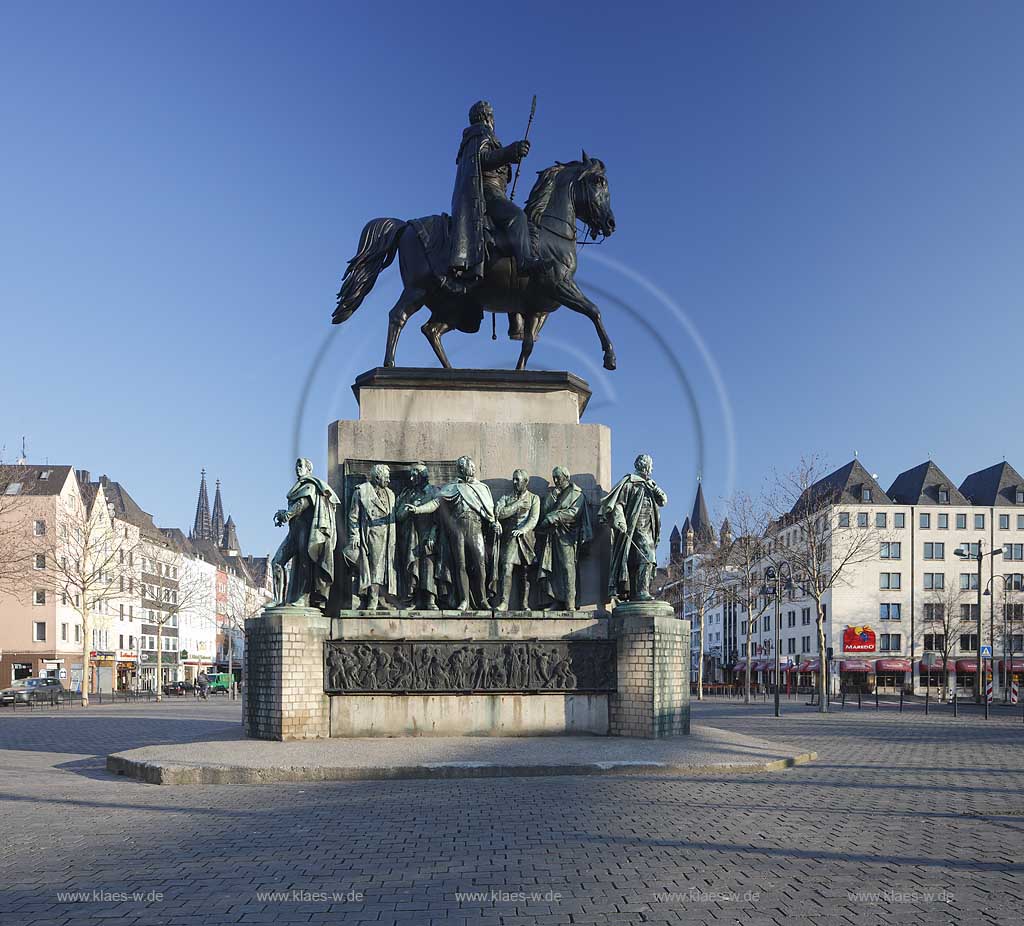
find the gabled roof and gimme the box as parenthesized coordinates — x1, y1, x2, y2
(960, 461, 1024, 507)
(86, 475, 164, 539)
(887, 461, 968, 506)
(1, 464, 73, 497)
(188, 537, 230, 570)
(794, 459, 892, 513)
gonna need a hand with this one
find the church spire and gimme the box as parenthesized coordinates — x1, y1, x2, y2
(211, 479, 225, 545)
(191, 469, 212, 542)
(690, 481, 715, 549)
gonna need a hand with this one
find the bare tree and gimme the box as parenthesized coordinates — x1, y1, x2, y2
(143, 551, 213, 702)
(922, 581, 963, 701)
(686, 548, 727, 701)
(47, 489, 139, 707)
(220, 576, 264, 695)
(0, 463, 34, 594)
(722, 491, 772, 703)
(768, 456, 887, 713)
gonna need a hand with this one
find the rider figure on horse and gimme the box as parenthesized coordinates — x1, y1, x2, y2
(449, 100, 546, 288)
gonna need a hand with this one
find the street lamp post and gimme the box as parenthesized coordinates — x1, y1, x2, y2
(956, 538, 1003, 706)
(762, 561, 794, 718)
(983, 573, 1012, 702)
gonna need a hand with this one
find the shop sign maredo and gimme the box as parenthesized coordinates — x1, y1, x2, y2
(842, 625, 876, 652)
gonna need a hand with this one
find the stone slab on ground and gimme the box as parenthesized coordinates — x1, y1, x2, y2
(106, 723, 815, 785)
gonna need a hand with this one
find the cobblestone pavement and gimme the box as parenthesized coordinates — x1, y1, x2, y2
(1, 697, 1022, 925)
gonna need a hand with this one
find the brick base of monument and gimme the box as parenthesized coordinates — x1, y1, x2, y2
(244, 606, 331, 741)
(608, 601, 691, 738)
(243, 604, 690, 740)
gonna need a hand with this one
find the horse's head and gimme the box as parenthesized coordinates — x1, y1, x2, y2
(573, 151, 615, 239)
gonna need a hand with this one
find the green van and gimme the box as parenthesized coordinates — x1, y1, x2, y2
(203, 673, 234, 693)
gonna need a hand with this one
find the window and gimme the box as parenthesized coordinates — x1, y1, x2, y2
(959, 633, 979, 652)
(924, 572, 945, 590)
(119, 604, 124, 619)
(5, 482, 22, 495)
(33, 519, 46, 536)
(33, 621, 46, 642)
(861, 487, 871, 502)
(956, 514, 967, 530)
(33, 589, 46, 605)
(801, 635, 811, 652)
(938, 487, 950, 504)
(923, 633, 945, 651)
(960, 573, 979, 590)
(1001, 514, 1011, 530)
(119, 634, 124, 649)
(1004, 544, 1024, 561)
(787, 611, 796, 628)
(923, 603, 945, 622)
(1019, 515, 1024, 530)
(876, 512, 887, 528)
(61, 622, 68, 641)
(1003, 603, 1024, 621)
(879, 633, 902, 652)
(938, 513, 949, 529)
(787, 638, 796, 654)
(960, 542, 980, 558)
(960, 603, 980, 621)
(924, 542, 944, 560)
(920, 513, 931, 529)
(33, 553, 45, 570)
(975, 514, 986, 530)
(880, 572, 901, 590)
(894, 512, 905, 529)
(763, 615, 771, 632)
(800, 607, 810, 625)
(881, 542, 901, 559)
(857, 512, 869, 528)
(880, 603, 902, 621)
(129, 607, 133, 621)
(128, 635, 134, 649)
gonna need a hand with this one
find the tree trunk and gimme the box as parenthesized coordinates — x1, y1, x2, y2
(156, 621, 163, 702)
(696, 606, 704, 701)
(81, 610, 91, 708)
(816, 599, 829, 714)
(744, 631, 752, 704)
(228, 631, 235, 700)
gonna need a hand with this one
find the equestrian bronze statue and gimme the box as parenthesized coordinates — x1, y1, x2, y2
(332, 100, 618, 371)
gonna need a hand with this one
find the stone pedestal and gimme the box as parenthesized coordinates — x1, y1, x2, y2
(244, 606, 330, 741)
(609, 600, 690, 738)
(327, 368, 611, 609)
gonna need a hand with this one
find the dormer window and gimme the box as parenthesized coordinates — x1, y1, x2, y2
(938, 486, 950, 504)
(1016, 487, 1024, 505)
(861, 487, 871, 502)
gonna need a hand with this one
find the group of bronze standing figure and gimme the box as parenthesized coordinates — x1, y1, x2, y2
(272, 453, 668, 614)
(324, 640, 616, 694)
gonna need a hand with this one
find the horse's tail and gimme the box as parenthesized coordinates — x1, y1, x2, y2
(332, 217, 406, 324)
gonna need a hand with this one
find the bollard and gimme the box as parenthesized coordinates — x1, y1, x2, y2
(925, 688, 930, 716)
(858, 690, 862, 710)
(952, 691, 957, 717)
(841, 691, 846, 710)
(875, 689, 879, 710)
(899, 689, 903, 713)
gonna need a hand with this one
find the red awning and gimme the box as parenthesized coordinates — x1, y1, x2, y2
(797, 660, 819, 672)
(997, 659, 1024, 672)
(955, 660, 978, 673)
(840, 661, 872, 673)
(875, 659, 911, 672)
(732, 661, 748, 671)
(919, 659, 950, 673)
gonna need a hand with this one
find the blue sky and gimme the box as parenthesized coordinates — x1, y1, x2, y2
(2, 2, 1022, 556)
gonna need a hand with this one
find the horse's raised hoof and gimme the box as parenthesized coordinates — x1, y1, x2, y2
(383, 359, 396, 368)
(603, 350, 617, 371)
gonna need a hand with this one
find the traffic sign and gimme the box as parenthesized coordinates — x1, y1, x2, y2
(58, 668, 67, 680)
(980, 645, 993, 658)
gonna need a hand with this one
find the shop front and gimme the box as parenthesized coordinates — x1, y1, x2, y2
(954, 659, 977, 695)
(116, 651, 139, 691)
(997, 658, 1024, 691)
(919, 658, 951, 691)
(874, 658, 911, 693)
(89, 651, 116, 693)
(795, 659, 819, 692)
(839, 660, 873, 693)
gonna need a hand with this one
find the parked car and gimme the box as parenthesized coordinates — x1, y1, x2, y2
(0, 677, 66, 705)
(161, 681, 194, 697)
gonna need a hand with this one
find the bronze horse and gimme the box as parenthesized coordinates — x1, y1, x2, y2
(332, 154, 617, 371)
